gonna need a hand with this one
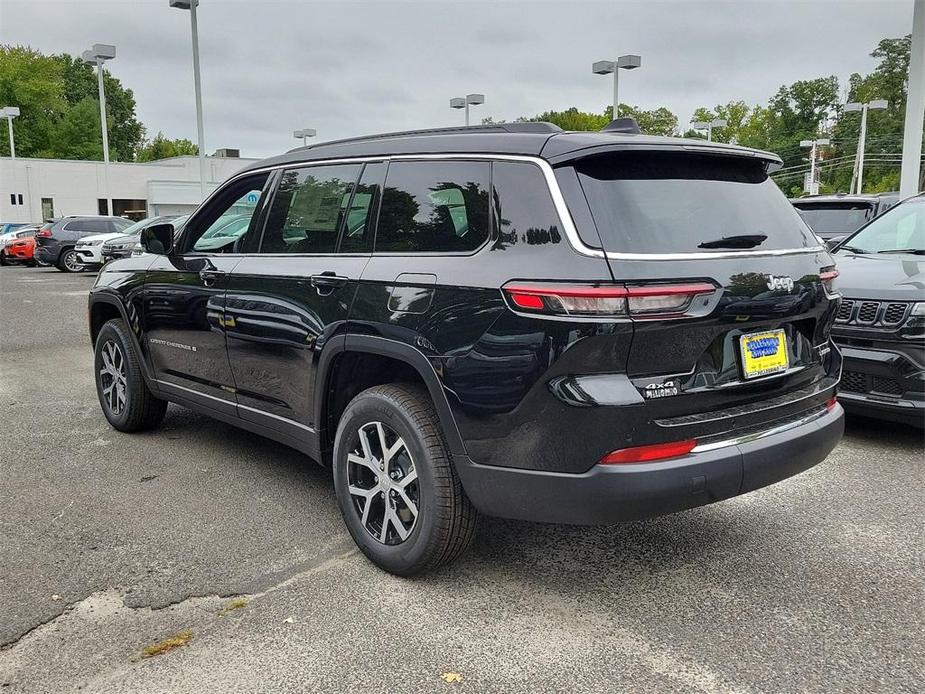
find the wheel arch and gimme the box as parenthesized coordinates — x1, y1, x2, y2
(88, 292, 157, 386)
(316, 335, 467, 463)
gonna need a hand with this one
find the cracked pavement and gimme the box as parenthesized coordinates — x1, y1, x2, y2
(1, 264, 923, 693)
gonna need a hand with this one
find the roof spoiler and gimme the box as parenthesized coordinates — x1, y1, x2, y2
(601, 118, 641, 134)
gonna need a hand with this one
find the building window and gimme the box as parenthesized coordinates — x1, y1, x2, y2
(41, 198, 54, 220)
(9, 194, 15, 205)
(17, 194, 23, 205)
(98, 199, 109, 216)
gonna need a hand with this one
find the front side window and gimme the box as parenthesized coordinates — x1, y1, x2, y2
(340, 162, 386, 253)
(375, 161, 490, 253)
(259, 164, 361, 254)
(837, 199, 925, 254)
(185, 172, 269, 253)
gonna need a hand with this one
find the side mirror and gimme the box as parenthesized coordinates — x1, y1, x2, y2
(140, 223, 175, 255)
(825, 236, 845, 251)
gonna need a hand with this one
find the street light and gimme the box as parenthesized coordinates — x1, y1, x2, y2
(83, 44, 116, 216)
(592, 54, 641, 119)
(844, 99, 889, 193)
(293, 128, 317, 146)
(450, 94, 484, 126)
(170, 0, 207, 200)
(799, 138, 831, 195)
(690, 118, 727, 142)
(1, 106, 19, 160)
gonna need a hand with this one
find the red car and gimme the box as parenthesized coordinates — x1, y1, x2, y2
(6, 236, 36, 265)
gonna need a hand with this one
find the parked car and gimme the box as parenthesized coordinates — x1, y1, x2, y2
(790, 192, 899, 243)
(5, 235, 37, 266)
(34, 216, 133, 272)
(0, 225, 40, 265)
(101, 215, 187, 263)
(830, 194, 925, 427)
(0, 222, 32, 235)
(88, 122, 843, 575)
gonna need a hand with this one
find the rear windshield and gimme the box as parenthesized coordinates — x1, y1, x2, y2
(573, 152, 815, 254)
(792, 202, 875, 233)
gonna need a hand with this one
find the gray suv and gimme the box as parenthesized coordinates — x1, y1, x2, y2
(34, 216, 133, 272)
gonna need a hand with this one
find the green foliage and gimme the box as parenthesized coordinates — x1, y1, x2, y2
(136, 132, 199, 162)
(0, 44, 144, 161)
(522, 104, 678, 136)
(524, 107, 610, 131)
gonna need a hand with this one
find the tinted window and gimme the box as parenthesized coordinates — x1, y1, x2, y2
(340, 162, 386, 253)
(260, 164, 361, 254)
(575, 152, 815, 254)
(375, 161, 490, 253)
(793, 203, 875, 234)
(494, 162, 562, 248)
(186, 173, 269, 253)
(67, 219, 110, 233)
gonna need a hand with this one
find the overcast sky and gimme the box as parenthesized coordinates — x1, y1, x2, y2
(0, 0, 916, 159)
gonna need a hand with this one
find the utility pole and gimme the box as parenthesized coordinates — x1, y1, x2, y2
(846, 100, 888, 194)
(900, 0, 925, 198)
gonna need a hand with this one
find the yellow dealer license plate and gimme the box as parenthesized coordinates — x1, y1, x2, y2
(739, 329, 789, 379)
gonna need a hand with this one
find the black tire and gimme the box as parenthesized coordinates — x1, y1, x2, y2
(94, 319, 167, 432)
(57, 247, 84, 273)
(333, 383, 478, 576)
(0, 251, 7, 266)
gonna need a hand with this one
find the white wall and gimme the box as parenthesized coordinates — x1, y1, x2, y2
(0, 155, 258, 223)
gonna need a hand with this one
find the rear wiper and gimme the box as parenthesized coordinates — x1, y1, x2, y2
(698, 234, 768, 249)
(876, 248, 925, 255)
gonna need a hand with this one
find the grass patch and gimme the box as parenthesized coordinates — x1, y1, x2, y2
(142, 629, 193, 658)
(217, 597, 249, 616)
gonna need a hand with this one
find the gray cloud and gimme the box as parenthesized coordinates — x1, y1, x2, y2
(0, 0, 913, 159)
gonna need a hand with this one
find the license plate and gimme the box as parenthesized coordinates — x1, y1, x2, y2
(739, 329, 789, 379)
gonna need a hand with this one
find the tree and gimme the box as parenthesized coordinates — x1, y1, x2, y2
(136, 132, 199, 162)
(522, 105, 678, 136)
(0, 46, 67, 158)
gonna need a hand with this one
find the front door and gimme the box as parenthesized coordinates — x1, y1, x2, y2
(143, 172, 271, 414)
(224, 162, 384, 433)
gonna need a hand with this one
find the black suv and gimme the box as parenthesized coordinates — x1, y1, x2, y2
(34, 216, 133, 272)
(791, 193, 900, 243)
(88, 122, 844, 575)
(830, 194, 925, 427)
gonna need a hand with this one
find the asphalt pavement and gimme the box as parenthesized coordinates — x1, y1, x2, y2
(0, 263, 922, 693)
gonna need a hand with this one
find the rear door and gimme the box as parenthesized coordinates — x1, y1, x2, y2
(224, 161, 382, 433)
(567, 150, 839, 424)
(142, 172, 271, 413)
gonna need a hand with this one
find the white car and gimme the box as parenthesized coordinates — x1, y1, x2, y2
(74, 230, 135, 268)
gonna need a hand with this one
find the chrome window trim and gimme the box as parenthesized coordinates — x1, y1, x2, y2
(211, 153, 825, 261)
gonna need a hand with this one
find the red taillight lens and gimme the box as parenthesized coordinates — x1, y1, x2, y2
(36, 228, 52, 237)
(820, 267, 839, 296)
(825, 396, 837, 412)
(600, 439, 697, 464)
(502, 282, 715, 318)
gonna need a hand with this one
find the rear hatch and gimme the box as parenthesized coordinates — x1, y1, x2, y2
(568, 149, 840, 444)
(792, 200, 876, 238)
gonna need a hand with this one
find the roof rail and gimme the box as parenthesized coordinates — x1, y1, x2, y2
(601, 118, 641, 134)
(290, 121, 563, 152)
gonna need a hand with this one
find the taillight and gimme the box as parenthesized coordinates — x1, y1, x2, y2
(820, 267, 839, 297)
(502, 282, 715, 318)
(36, 228, 52, 237)
(825, 396, 837, 412)
(600, 438, 697, 464)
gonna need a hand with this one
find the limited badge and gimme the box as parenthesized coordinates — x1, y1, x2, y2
(643, 380, 679, 399)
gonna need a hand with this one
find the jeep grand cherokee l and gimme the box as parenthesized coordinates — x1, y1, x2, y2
(830, 194, 925, 427)
(88, 122, 844, 575)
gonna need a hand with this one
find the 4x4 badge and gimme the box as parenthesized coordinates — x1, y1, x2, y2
(766, 275, 794, 292)
(643, 380, 679, 399)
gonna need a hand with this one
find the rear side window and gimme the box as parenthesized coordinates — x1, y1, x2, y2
(575, 152, 815, 254)
(65, 219, 110, 233)
(340, 161, 386, 254)
(260, 164, 361, 254)
(375, 161, 490, 253)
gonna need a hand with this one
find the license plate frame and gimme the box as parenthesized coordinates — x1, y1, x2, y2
(739, 329, 789, 380)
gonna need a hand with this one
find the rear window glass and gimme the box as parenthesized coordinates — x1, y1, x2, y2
(574, 152, 815, 254)
(792, 202, 875, 234)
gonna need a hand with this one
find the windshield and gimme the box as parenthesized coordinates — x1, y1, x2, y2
(117, 217, 152, 236)
(792, 203, 874, 233)
(574, 152, 815, 254)
(836, 198, 925, 254)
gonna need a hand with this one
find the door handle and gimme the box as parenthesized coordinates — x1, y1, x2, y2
(200, 269, 226, 287)
(310, 272, 348, 295)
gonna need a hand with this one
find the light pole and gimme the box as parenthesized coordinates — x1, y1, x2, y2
(83, 44, 115, 216)
(450, 94, 484, 126)
(844, 99, 888, 194)
(293, 128, 316, 147)
(592, 54, 641, 119)
(900, 0, 925, 198)
(691, 118, 727, 142)
(1, 106, 19, 160)
(170, 0, 207, 201)
(800, 138, 831, 195)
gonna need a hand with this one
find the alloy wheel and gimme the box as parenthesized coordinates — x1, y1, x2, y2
(99, 340, 127, 416)
(63, 250, 84, 272)
(346, 421, 419, 545)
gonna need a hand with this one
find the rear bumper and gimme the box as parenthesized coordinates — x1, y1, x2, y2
(34, 245, 61, 264)
(454, 404, 844, 524)
(836, 343, 925, 427)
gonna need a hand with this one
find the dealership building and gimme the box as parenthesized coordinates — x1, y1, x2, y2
(0, 149, 259, 224)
